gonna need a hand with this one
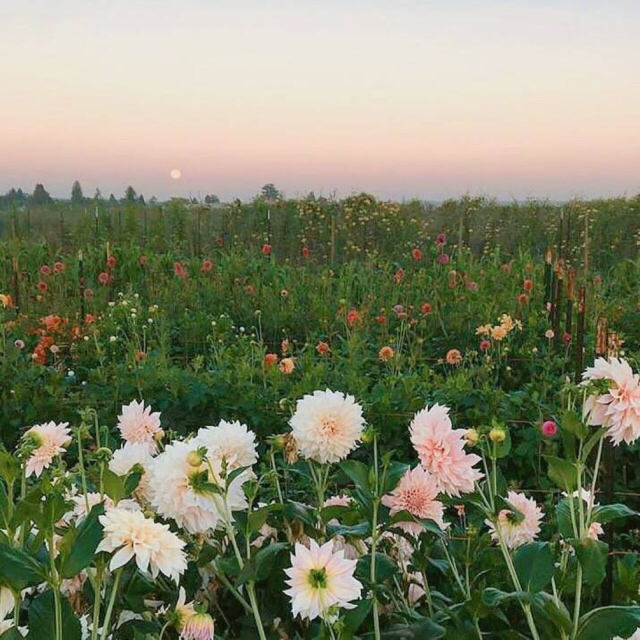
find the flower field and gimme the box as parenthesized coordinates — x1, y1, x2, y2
(0, 195, 639, 639)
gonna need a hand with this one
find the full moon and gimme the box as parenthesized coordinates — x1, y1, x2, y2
(170, 169, 182, 180)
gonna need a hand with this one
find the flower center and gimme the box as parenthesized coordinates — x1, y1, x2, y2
(319, 416, 338, 436)
(308, 567, 328, 589)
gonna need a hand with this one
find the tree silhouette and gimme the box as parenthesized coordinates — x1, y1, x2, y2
(259, 183, 281, 202)
(71, 180, 84, 205)
(125, 186, 137, 203)
(32, 184, 52, 206)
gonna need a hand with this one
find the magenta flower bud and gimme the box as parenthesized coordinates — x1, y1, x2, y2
(541, 420, 558, 438)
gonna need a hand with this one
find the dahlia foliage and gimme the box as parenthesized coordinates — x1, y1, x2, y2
(0, 362, 639, 639)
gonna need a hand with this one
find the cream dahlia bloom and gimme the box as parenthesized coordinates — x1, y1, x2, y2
(194, 420, 258, 470)
(289, 389, 365, 464)
(97, 507, 187, 582)
(23, 421, 72, 477)
(582, 357, 640, 445)
(117, 400, 163, 453)
(486, 491, 544, 549)
(409, 405, 483, 496)
(284, 539, 363, 622)
(147, 440, 247, 534)
(382, 466, 448, 536)
(109, 442, 155, 502)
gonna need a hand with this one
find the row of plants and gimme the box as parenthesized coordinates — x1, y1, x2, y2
(1, 193, 640, 269)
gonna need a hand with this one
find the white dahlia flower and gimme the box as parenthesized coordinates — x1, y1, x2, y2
(289, 389, 365, 464)
(23, 421, 72, 477)
(194, 420, 257, 470)
(116, 400, 163, 453)
(284, 539, 363, 622)
(147, 440, 247, 534)
(97, 507, 187, 582)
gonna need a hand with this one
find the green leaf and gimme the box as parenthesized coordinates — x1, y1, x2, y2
(482, 588, 531, 607)
(27, 589, 82, 640)
(225, 465, 251, 490)
(60, 503, 105, 579)
(514, 542, 554, 592)
(556, 498, 580, 538)
(573, 538, 608, 587)
(342, 598, 372, 637)
(576, 605, 640, 640)
(545, 456, 578, 492)
(582, 428, 607, 460)
(124, 465, 144, 495)
(326, 522, 370, 538)
(380, 617, 446, 638)
(533, 592, 573, 635)
(283, 501, 316, 528)
(0, 543, 48, 591)
(253, 541, 287, 581)
(339, 460, 371, 494)
(356, 553, 397, 584)
(101, 468, 126, 502)
(562, 410, 588, 439)
(236, 542, 288, 586)
(0, 629, 25, 640)
(592, 503, 637, 525)
(0, 451, 21, 484)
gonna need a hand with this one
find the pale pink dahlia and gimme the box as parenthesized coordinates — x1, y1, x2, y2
(486, 491, 543, 549)
(180, 612, 215, 640)
(284, 539, 363, 621)
(117, 400, 163, 453)
(23, 421, 72, 477)
(97, 507, 187, 582)
(409, 405, 483, 496)
(582, 357, 640, 445)
(381, 466, 447, 536)
(289, 390, 365, 464)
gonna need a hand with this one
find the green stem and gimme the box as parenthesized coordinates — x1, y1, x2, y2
(158, 621, 171, 640)
(585, 436, 605, 528)
(91, 565, 104, 640)
(370, 434, 381, 640)
(75, 426, 90, 515)
(495, 527, 540, 640)
(100, 569, 122, 640)
(572, 564, 583, 640)
(214, 566, 253, 615)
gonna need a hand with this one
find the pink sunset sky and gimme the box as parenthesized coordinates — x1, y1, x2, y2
(1, 0, 639, 201)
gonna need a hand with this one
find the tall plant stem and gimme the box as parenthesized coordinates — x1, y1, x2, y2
(370, 434, 381, 640)
(91, 566, 104, 640)
(100, 569, 122, 640)
(495, 528, 540, 640)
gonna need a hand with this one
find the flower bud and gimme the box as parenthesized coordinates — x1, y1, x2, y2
(488, 427, 506, 443)
(361, 428, 375, 445)
(186, 448, 206, 468)
(94, 447, 113, 463)
(464, 428, 480, 447)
